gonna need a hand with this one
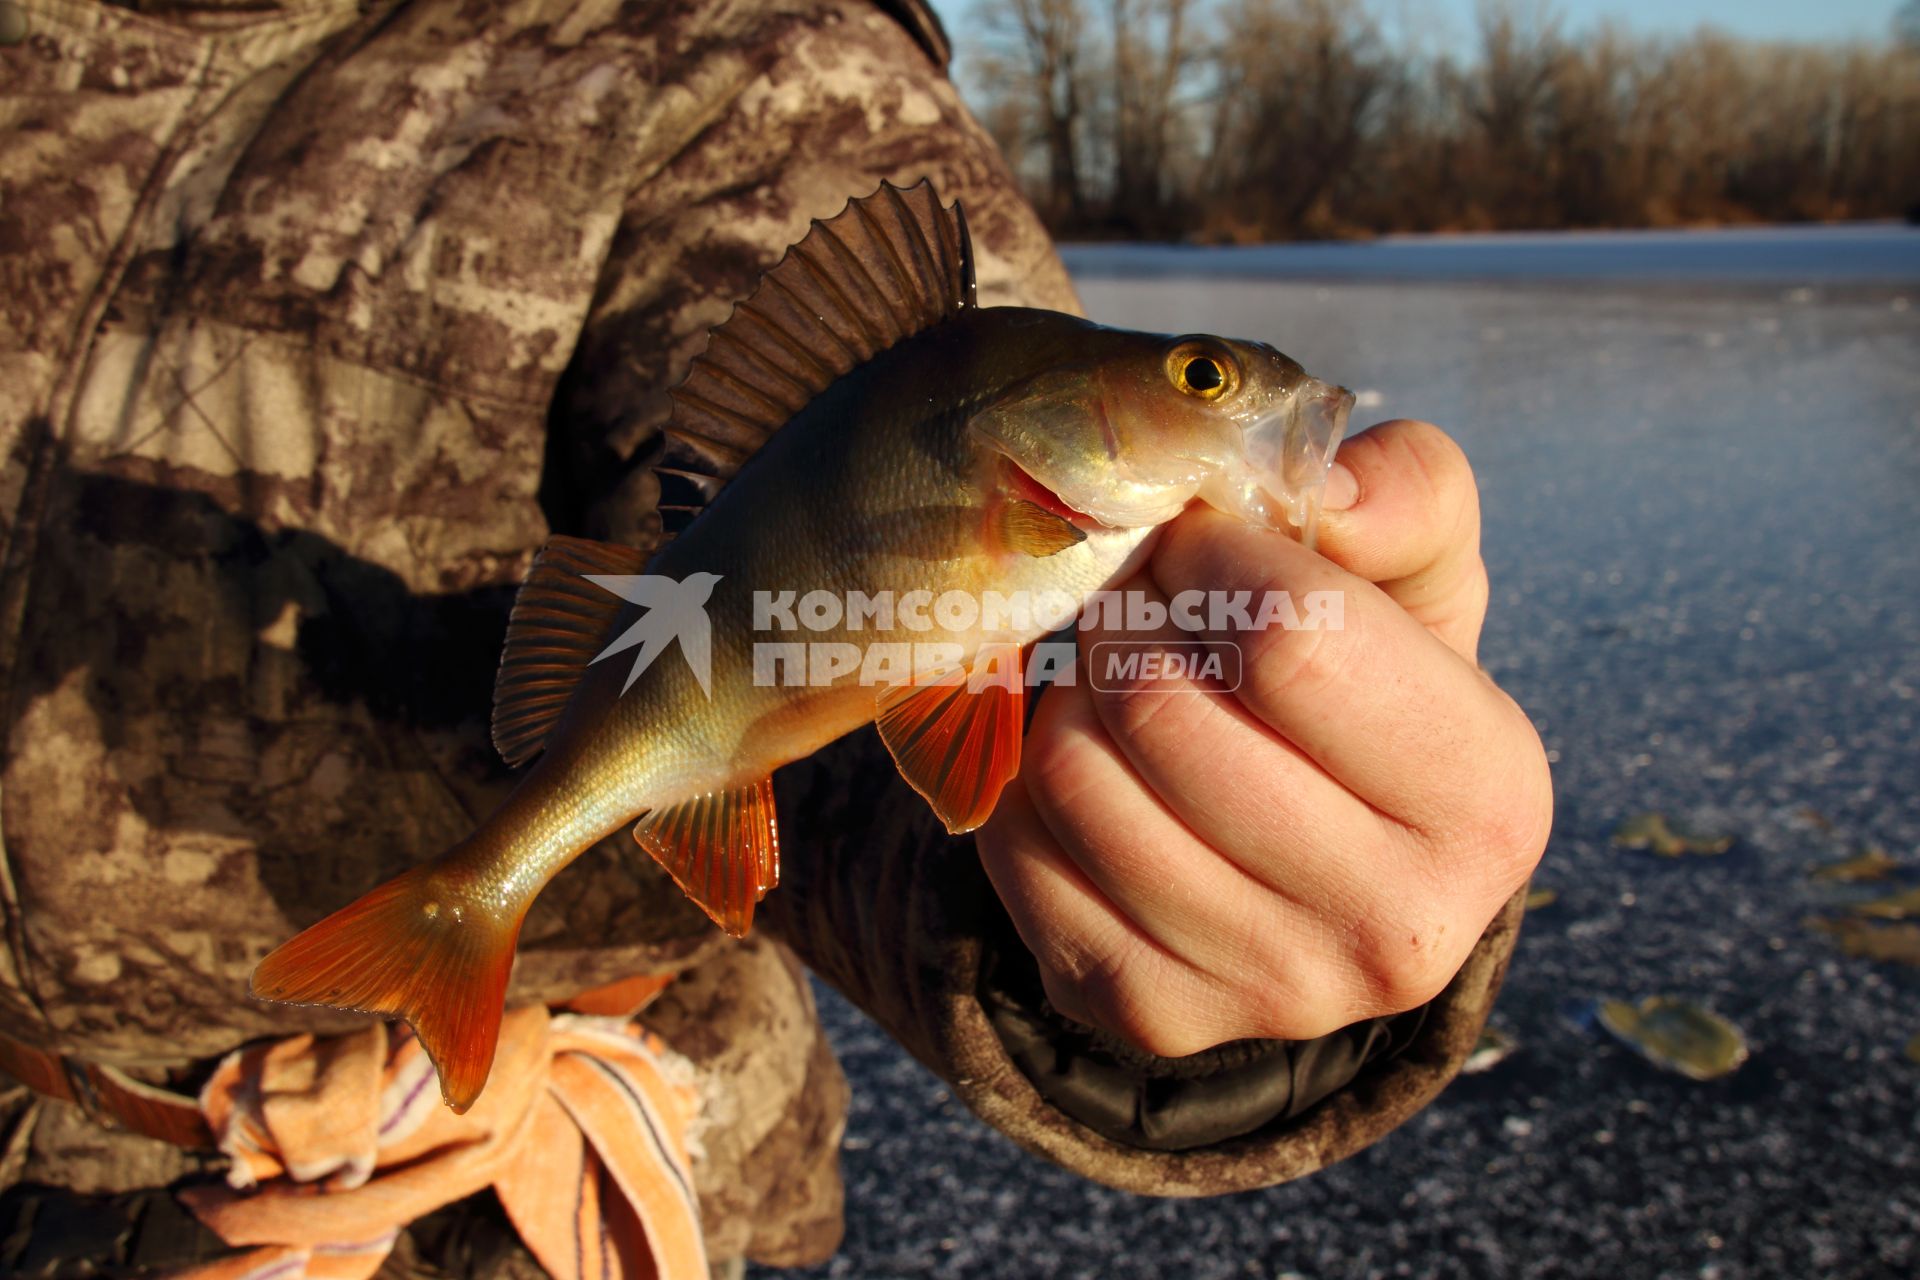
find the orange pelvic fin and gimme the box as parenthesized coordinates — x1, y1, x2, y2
(998, 498, 1086, 558)
(875, 644, 1025, 834)
(493, 535, 655, 767)
(633, 777, 781, 938)
(250, 865, 523, 1113)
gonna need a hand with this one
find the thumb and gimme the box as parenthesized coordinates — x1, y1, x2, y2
(1311, 419, 1488, 661)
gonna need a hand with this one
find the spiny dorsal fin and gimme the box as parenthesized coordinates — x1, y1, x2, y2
(875, 645, 1025, 835)
(632, 778, 781, 937)
(493, 534, 655, 766)
(663, 179, 977, 490)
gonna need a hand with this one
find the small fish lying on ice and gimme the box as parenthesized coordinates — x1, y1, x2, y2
(253, 182, 1354, 1110)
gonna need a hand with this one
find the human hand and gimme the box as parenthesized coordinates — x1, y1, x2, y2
(977, 420, 1552, 1056)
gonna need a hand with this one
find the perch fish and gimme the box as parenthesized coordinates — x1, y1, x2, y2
(253, 182, 1353, 1110)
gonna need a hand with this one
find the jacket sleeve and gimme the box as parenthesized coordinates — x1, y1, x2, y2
(760, 724, 1527, 1196)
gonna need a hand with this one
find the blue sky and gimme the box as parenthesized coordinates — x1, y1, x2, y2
(932, 0, 1902, 48)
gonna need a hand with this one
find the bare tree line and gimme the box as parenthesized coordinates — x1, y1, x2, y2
(965, 0, 1920, 240)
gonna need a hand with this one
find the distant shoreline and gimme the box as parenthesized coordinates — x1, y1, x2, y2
(1055, 223, 1920, 286)
(1062, 219, 1920, 250)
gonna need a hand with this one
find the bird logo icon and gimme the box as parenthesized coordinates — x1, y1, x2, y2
(585, 572, 723, 697)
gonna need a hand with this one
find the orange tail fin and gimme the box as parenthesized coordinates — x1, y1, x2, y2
(250, 865, 523, 1113)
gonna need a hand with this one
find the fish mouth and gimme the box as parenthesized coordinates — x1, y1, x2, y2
(1243, 377, 1354, 546)
(990, 377, 1354, 537)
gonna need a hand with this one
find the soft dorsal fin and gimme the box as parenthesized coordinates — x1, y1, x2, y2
(663, 179, 977, 489)
(493, 534, 654, 766)
(633, 778, 781, 937)
(874, 645, 1025, 835)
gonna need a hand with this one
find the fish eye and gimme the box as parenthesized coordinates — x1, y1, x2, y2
(1165, 341, 1239, 402)
(1184, 357, 1223, 392)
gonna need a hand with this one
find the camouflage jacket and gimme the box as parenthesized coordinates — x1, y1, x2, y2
(0, 0, 1523, 1271)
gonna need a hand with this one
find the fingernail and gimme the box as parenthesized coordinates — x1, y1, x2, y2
(1321, 461, 1358, 511)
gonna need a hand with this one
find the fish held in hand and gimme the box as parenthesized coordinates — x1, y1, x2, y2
(252, 182, 1353, 1110)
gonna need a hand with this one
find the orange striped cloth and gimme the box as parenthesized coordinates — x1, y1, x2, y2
(171, 1002, 707, 1280)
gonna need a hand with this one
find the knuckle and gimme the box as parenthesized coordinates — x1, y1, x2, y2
(1482, 793, 1553, 891)
(1060, 945, 1220, 1059)
(1109, 1006, 1214, 1060)
(1405, 691, 1553, 898)
(1037, 965, 1090, 1023)
(1028, 919, 1123, 1000)
(1464, 700, 1556, 886)
(1021, 725, 1084, 796)
(1242, 973, 1349, 1043)
(1384, 420, 1482, 551)
(1391, 420, 1476, 507)
(1091, 663, 1211, 747)
(1015, 885, 1121, 990)
(1078, 966, 1191, 1057)
(1021, 720, 1114, 817)
(1434, 556, 1492, 659)
(1349, 906, 1459, 1015)
(1225, 931, 1357, 1041)
(1243, 601, 1362, 710)
(1461, 556, 1491, 623)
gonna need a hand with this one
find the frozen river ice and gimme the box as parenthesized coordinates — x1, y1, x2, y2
(764, 226, 1920, 1280)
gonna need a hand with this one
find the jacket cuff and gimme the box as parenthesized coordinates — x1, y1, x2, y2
(762, 727, 1527, 1196)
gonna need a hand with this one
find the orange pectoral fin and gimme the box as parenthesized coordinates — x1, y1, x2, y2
(250, 864, 523, 1114)
(875, 644, 1025, 834)
(633, 777, 781, 938)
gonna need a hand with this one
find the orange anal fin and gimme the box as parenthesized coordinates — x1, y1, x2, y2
(633, 777, 780, 938)
(250, 864, 522, 1114)
(875, 644, 1024, 835)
